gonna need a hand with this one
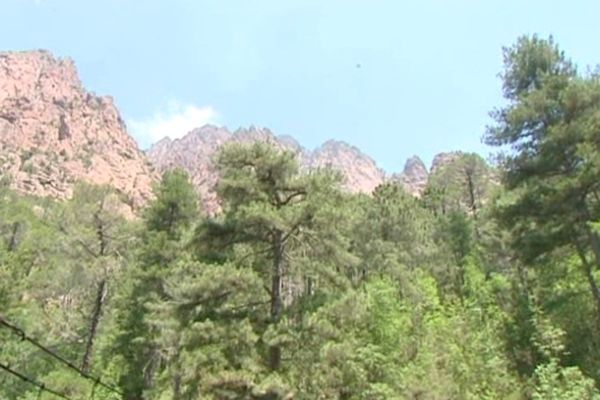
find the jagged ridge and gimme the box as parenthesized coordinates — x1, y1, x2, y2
(0, 50, 156, 208)
(148, 125, 389, 213)
(147, 125, 449, 213)
(0, 50, 462, 213)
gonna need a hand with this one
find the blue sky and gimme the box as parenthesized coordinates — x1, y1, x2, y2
(2, 0, 599, 171)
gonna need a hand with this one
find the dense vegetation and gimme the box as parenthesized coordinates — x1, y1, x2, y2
(3, 35, 600, 399)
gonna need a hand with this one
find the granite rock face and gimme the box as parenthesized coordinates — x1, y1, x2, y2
(392, 155, 429, 196)
(147, 125, 386, 213)
(430, 152, 462, 175)
(1, 50, 469, 214)
(307, 140, 385, 194)
(147, 124, 465, 211)
(0, 50, 156, 207)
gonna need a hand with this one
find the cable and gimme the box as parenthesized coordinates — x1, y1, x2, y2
(0, 362, 74, 400)
(89, 379, 99, 400)
(0, 315, 124, 397)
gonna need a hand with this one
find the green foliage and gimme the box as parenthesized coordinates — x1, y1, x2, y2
(499, 35, 575, 101)
(354, 183, 434, 278)
(5, 36, 600, 398)
(486, 34, 600, 385)
(485, 34, 600, 263)
(424, 152, 492, 218)
(529, 314, 600, 399)
(193, 142, 354, 375)
(144, 168, 198, 238)
(111, 169, 198, 399)
(532, 360, 600, 400)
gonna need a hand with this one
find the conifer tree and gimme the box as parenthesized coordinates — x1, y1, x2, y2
(485, 35, 600, 323)
(113, 169, 198, 399)
(194, 142, 348, 372)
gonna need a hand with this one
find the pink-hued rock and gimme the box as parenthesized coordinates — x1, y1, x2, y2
(391, 156, 429, 196)
(147, 125, 386, 213)
(307, 139, 385, 194)
(0, 50, 156, 208)
(429, 152, 462, 175)
(0, 50, 458, 213)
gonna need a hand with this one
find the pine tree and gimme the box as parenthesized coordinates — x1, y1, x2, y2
(194, 142, 349, 373)
(113, 169, 199, 399)
(485, 35, 600, 325)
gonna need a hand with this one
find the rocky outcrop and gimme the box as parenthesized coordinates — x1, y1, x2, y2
(147, 125, 385, 212)
(0, 50, 156, 208)
(147, 125, 232, 214)
(392, 156, 429, 196)
(307, 140, 385, 193)
(430, 152, 462, 176)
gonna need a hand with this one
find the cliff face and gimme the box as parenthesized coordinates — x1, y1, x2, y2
(147, 125, 386, 212)
(0, 50, 156, 207)
(0, 50, 470, 213)
(430, 152, 462, 175)
(147, 125, 233, 214)
(391, 156, 429, 196)
(307, 140, 385, 194)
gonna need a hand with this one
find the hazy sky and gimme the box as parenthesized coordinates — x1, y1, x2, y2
(2, 0, 599, 171)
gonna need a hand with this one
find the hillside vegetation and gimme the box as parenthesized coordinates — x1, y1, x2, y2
(3, 36, 600, 399)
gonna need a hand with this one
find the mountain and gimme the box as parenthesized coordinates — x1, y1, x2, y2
(430, 152, 462, 175)
(0, 50, 156, 208)
(391, 156, 429, 196)
(307, 140, 385, 193)
(147, 125, 233, 214)
(149, 124, 469, 211)
(0, 49, 459, 213)
(147, 125, 386, 213)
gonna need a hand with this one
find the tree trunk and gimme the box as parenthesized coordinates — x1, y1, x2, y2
(81, 279, 107, 373)
(171, 334, 183, 400)
(575, 243, 600, 327)
(584, 262, 600, 328)
(580, 203, 600, 268)
(306, 276, 314, 296)
(465, 169, 481, 240)
(7, 221, 21, 251)
(465, 170, 477, 218)
(585, 226, 600, 268)
(269, 230, 284, 371)
(143, 351, 160, 398)
(94, 199, 108, 257)
(172, 361, 182, 400)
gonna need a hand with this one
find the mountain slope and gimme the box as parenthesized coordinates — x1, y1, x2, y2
(0, 50, 156, 207)
(391, 156, 429, 196)
(307, 140, 385, 193)
(0, 50, 457, 213)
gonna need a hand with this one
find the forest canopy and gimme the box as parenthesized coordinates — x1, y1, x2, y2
(3, 35, 600, 399)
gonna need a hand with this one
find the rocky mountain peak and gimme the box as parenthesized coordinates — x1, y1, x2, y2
(0, 50, 156, 207)
(391, 155, 429, 196)
(147, 126, 386, 212)
(404, 156, 428, 176)
(430, 151, 462, 174)
(308, 140, 385, 193)
(0, 51, 471, 214)
(276, 134, 303, 153)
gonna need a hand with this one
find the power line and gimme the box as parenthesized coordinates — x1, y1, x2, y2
(0, 315, 123, 397)
(0, 362, 74, 400)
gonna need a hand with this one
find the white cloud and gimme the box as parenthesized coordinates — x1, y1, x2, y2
(128, 101, 220, 144)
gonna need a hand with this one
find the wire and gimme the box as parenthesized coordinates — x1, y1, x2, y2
(0, 315, 124, 397)
(0, 362, 74, 400)
(89, 378, 99, 400)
